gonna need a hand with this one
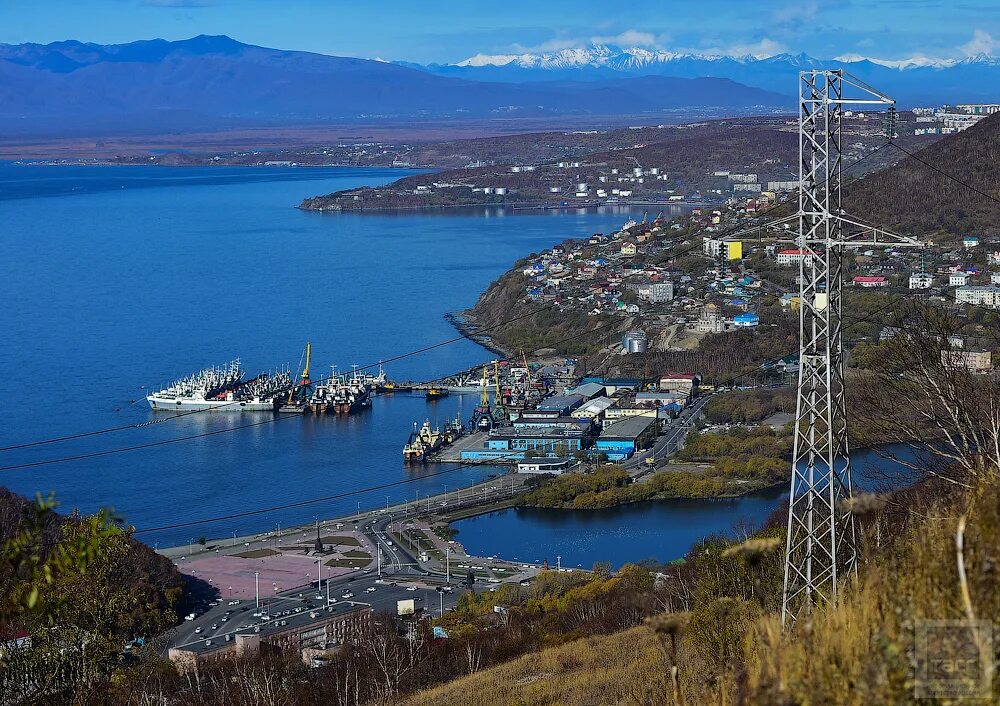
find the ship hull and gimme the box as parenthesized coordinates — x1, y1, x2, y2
(147, 396, 275, 412)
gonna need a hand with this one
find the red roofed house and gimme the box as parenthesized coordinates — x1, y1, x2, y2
(853, 275, 888, 288)
(659, 372, 701, 396)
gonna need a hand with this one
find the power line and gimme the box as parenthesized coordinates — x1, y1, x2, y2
(0, 169, 900, 472)
(134, 287, 925, 538)
(888, 140, 1000, 205)
(0, 302, 561, 453)
(133, 448, 533, 535)
(0, 140, 890, 457)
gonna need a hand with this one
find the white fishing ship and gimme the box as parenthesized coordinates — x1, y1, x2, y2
(146, 360, 292, 412)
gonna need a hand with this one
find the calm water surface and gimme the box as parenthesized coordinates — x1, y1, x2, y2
(453, 447, 913, 568)
(1, 163, 682, 547)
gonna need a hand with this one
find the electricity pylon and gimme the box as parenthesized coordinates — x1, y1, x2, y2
(781, 70, 919, 624)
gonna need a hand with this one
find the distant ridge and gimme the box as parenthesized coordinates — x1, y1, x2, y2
(412, 44, 1000, 105)
(0, 35, 790, 137)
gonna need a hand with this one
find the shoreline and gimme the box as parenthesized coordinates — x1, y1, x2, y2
(443, 310, 514, 359)
(297, 199, 709, 214)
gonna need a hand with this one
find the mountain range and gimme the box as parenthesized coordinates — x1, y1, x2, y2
(0, 36, 789, 138)
(411, 45, 1000, 106)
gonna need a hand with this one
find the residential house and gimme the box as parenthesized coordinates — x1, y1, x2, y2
(909, 272, 934, 289)
(852, 275, 888, 288)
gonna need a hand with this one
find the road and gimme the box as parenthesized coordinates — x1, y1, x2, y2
(624, 392, 713, 473)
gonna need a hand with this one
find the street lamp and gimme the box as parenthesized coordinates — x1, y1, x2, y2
(446, 544, 451, 585)
(254, 571, 260, 611)
(232, 530, 237, 547)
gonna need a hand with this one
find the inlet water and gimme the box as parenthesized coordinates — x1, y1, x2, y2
(452, 446, 915, 568)
(0, 163, 688, 547)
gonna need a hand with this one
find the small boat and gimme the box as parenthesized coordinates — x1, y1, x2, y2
(425, 386, 449, 400)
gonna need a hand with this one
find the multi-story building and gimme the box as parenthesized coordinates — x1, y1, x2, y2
(636, 281, 674, 303)
(909, 272, 934, 289)
(941, 349, 993, 372)
(955, 285, 1000, 308)
(169, 605, 373, 674)
(776, 249, 813, 266)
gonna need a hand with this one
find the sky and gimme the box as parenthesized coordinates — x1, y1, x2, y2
(1, 0, 997, 64)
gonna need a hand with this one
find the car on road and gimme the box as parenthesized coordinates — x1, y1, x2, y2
(406, 586, 417, 591)
(228, 600, 240, 606)
(342, 592, 354, 599)
(365, 587, 376, 593)
(194, 626, 202, 634)
(211, 624, 218, 630)
(184, 613, 196, 621)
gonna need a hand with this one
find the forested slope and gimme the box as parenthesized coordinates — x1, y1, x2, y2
(846, 113, 1000, 238)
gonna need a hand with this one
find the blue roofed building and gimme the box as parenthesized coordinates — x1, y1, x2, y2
(733, 312, 760, 328)
(594, 415, 658, 461)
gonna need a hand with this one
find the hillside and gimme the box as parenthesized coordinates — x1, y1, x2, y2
(400, 472, 1000, 705)
(400, 625, 668, 705)
(0, 36, 790, 137)
(846, 112, 1000, 237)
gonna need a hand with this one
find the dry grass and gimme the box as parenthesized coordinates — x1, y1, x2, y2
(401, 626, 669, 706)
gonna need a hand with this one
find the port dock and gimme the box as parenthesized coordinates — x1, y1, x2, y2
(425, 431, 489, 463)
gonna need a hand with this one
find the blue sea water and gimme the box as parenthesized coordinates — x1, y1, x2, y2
(0, 163, 678, 548)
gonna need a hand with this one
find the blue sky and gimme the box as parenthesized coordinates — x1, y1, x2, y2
(1, 0, 996, 64)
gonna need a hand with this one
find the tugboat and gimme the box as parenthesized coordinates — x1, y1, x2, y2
(426, 386, 449, 400)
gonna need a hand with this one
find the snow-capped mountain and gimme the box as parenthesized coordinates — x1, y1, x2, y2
(414, 46, 1000, 105)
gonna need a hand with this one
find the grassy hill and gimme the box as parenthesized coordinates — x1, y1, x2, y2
(401, 470, 1000, 705)
(400, 625, 668, 706)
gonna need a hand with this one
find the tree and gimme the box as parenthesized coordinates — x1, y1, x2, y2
(855, 302, 1000, 486)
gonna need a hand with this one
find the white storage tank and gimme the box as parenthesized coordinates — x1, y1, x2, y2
(622, 330, 648, 354)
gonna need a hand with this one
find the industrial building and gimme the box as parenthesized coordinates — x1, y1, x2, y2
(594, 415, 658, 461)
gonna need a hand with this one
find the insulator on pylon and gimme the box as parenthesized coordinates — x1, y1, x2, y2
(885, 106, 898, 140)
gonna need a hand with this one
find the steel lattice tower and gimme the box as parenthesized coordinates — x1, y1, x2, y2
(781, 70, 918, 624)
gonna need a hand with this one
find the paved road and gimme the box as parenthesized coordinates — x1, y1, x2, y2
(625, 393, 713, 473)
